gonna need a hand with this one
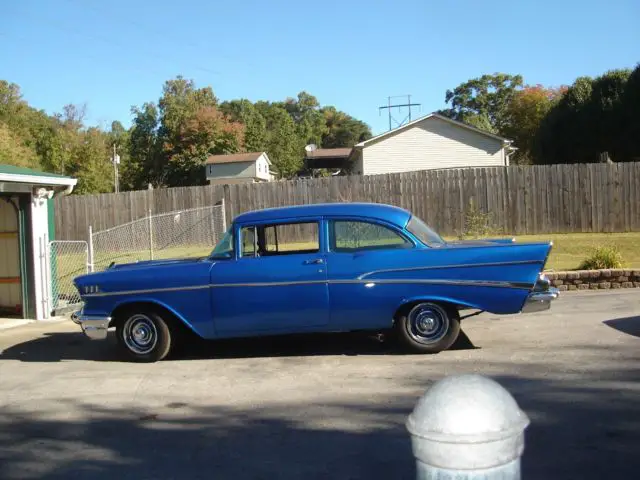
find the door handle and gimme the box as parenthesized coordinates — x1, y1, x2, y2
(304, 258, 324, 265)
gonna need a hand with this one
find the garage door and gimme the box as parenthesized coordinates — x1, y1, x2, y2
(0, 197, 21, 315)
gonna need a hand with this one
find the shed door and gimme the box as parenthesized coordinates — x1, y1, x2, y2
(0, 197, 21, 316)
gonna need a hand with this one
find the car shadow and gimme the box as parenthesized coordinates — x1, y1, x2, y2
(603, 316, 640, 338)
(0, 328, 478, 363)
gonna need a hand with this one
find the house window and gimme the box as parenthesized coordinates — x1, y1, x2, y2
(241, 222, 319, 257)
(330, 220, 412, 252)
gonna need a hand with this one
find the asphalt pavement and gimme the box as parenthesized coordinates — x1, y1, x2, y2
(0, 290, 639, 479)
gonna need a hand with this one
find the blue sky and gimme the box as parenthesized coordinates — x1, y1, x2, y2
(2, 0, 639, 135)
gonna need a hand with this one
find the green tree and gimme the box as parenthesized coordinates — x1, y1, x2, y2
(503, 85, 565, 164)
(262, 105, 303, 178)
(128, 102, 163, 188)
(321, 106, 371, 148)
(280, 91, 327, 147)
(68, 127, 113, 194)
(128, 76, 245, 188)
(0, 121, 40, 167)
(440, 73, 524, 133)
(220, 99, 268, 152)
(619, 63, 640, 161)
(535, 69, 633, 164)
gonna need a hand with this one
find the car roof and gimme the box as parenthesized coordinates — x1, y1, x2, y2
(233, 202, 412, 227)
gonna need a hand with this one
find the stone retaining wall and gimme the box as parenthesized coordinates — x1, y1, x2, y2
(546, 269, 640, 291)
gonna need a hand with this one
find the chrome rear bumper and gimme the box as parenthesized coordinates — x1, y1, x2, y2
(521, 287, 559, 313)
(71, 311, 111, 340)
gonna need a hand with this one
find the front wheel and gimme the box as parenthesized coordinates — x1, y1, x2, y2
(116, 310, 172, 362)
(394, 302, 460, 354)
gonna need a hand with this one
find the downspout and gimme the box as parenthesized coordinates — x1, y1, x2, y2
(52, 184, 75, 197)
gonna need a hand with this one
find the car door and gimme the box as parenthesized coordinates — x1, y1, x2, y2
(325, 217, 417, 330)
(210, 218, 329, 336)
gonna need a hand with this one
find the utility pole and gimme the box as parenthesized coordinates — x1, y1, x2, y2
(379, 95, 422, 131)
(112, 144, 120, 193)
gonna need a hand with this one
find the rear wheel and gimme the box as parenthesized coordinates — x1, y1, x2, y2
(394, 302, 460, 354)
(116, 310, 172, 362)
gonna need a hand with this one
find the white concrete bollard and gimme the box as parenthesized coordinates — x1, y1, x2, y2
(406, 374, 530, 480)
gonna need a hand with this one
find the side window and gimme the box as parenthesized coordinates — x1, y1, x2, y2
(241, 226, 258, 257)
(241, 222, 319, 257)
(331, 220, 412, 252)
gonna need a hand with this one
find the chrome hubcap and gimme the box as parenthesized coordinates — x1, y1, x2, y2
(123, 314, 158, 355)
(407, 304, 449, 345)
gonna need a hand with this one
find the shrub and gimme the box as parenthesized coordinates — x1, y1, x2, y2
(457, 199, 494, 239)
(578, 245, 624, 270)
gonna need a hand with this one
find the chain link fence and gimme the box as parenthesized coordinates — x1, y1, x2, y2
(89, 202, 227, 273)
(49, 240, 89, 313)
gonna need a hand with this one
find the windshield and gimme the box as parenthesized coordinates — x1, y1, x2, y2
(209, 228, 234, 259)
(406, 215, 446, 247)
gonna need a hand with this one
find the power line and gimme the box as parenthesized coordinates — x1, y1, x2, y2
(378, 95, 422, 131)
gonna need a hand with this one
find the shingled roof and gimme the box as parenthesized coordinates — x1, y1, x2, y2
(205, 152, 271, 165)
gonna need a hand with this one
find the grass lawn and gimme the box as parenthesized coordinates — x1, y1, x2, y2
(512, 232, 640, 271)
(447, 232, 640, 271)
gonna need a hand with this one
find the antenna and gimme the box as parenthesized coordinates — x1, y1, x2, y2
(379, 95, 421, 131)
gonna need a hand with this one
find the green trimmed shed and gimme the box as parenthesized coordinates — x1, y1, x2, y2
(0, 165, 76, 320)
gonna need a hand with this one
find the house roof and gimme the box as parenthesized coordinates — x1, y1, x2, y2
(354, 113, 512, 148)
(305, 148, 353, 159)
(205, 152, 272, 165)
(0, 164, 77, 187)
(234, 202, 411, 226)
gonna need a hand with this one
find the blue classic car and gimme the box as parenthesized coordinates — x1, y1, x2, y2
(72, 202, 558, 362)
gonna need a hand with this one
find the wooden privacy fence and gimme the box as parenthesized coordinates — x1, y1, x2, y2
(54, 162, 640, 240)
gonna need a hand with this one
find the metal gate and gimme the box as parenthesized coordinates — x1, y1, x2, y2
(49, 240, 89, 314)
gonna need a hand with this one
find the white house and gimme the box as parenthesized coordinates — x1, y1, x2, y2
(348, 113, 514, 176)
(0, 165, 76, 321)
(205, 152, 273, 185)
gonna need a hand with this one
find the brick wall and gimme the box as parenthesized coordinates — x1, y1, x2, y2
(546, 269, 640, 291)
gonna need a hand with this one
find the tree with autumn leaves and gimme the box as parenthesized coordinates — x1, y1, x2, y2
(2, 65, 639, 194)
(440, 64, 640, 165)
(0, 76, 373, 192)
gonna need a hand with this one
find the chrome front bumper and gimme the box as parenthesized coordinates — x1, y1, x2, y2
(71, 311, 111, 340)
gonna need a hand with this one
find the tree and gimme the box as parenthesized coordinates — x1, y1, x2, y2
(618, 63, 640, 161)
(127, 76, 245, 188)
(128, 102, 162, 188)
(220, 99, 268, 152)
(279, 91, 327, 147)
(0, 76, 375, 191)
(503, 85, 565, 164)
(440, 73, 524, 133)
(321, 106, 371, 148)
(0, 122, 40, 168)
(261, 105, 303, 178)
(535, 69, 633, 164)
(68, 127, 113, 194)
(165, 105, 244, 186)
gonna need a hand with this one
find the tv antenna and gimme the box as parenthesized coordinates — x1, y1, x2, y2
(379, 95, 421, 131)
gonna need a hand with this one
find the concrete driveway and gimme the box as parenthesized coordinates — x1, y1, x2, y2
(0, 290, 639, 479)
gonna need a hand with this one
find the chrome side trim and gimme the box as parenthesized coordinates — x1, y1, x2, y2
(83, 284, 211, 298)
(357, 260, 542, 280)
(211, 280, 328, 288)
(329, 279, 533, 290)
(82, 278, 532, 298)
